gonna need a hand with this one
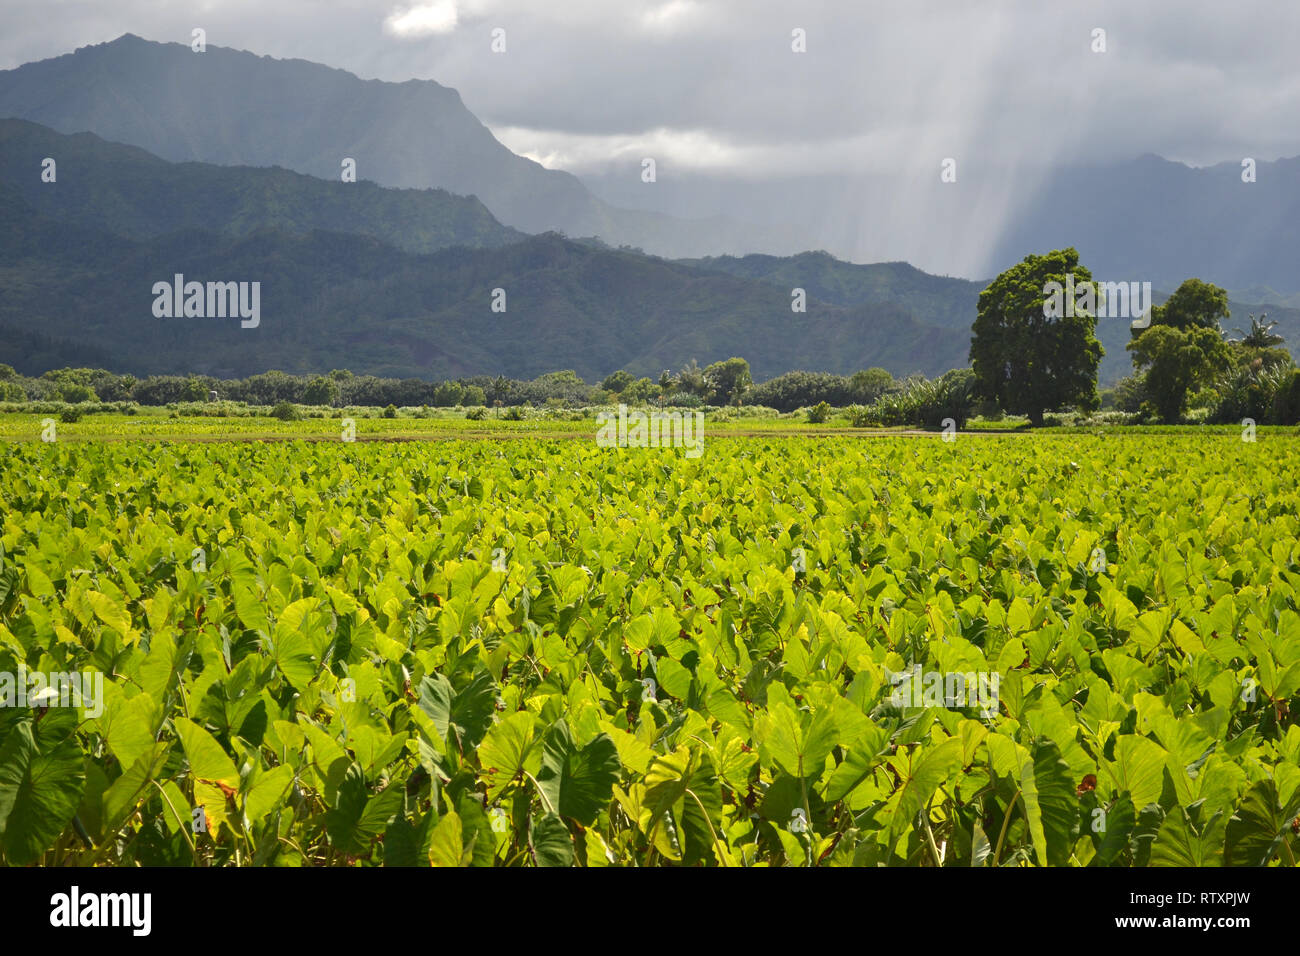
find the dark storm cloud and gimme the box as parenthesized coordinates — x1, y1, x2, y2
(3, 0, 1296, 174)
(2, 0, 1294, 274)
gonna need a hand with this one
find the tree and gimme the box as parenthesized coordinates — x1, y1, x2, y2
(849, 368, 895, 404)
(1155, 279, 1229, 331)
(746, 371, 850, 411)
(677, 359, 707, 397)
(602, 370, 633, 394)
(432, 381, 465, 407)
(1228, 314, 1291, 373)
(489, 376, 511, 405)
(303, 376, 340, 406)
(621, 377, 658, 404)
(1128, 278, 1234, 423)
(1128, 325, 1232, 422)
(970, 249, 1103, 426)
(1233, 315, 1284, 349)
(702, 357, 752, 406)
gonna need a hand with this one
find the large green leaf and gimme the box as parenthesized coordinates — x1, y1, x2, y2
(643, 746, 724, 865)
(476, 711, 539, 801)
(428, 810, 468, 867)
(1150, 804, 1226, 867)
(272, 630, 320, 690)
(1089, 794, 1136, 867)
(1225, 779, 1300, 866)
(100, 743, 170, 840)
(536, 720, 620, 826)
(754, 700, 837, 779)
(529, 811, 573, 867)
(324, 762, 404, 855)
(418, 671, 499, 753)
(0, 712, 86, 864)
(1019, 740, 1077, 867)
(383, 810, 436, 867)
(174, 716, 239, 788)
(1112, 736, 1167, 810)
(889, 737, 963, 839)
(241, 764, 295, 825)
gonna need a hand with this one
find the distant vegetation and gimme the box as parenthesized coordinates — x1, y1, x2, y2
(10, 288, 1296, 430)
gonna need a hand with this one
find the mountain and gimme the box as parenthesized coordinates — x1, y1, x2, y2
(0, 221, 965, 382)
(4, 114, 1293, 387)
(0, 119, 521, 252)
(679, 250, 1300, 386)
(0, 34, 814, 259)
(985, 154, 1300, 294)
(678, 252, 986, 329)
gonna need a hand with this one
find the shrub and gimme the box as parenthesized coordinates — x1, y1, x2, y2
(271, 402, 299, 422)
(59, 407, 82, 423)
(664, 391, 703, 409)
(807, 401, 832, 424)
(1272, 368, 1300, 425)
(845, 404, 875, 427)
(383, 404, 398, 419)
(465, 406, 488, 420)
(1211, 363, 1296, 424)
(58, 383, 97, 404)
(866, 369, 975, 428)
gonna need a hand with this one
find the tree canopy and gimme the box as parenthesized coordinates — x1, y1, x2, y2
(970, 248, 1103, 425)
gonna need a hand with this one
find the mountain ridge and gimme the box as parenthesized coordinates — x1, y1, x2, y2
(0, 33, 816, 259)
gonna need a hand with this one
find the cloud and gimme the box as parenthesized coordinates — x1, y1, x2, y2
(492, 125, 748, 173)
(638, 1, 703, 35)
(2, 0, 1298, 275)
(384, 1, 458, 38)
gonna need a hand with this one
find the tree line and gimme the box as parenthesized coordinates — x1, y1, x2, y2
(0, 358, 908, 414)
(970, 248, 1300, 425)
(5, 247, 1296, 427)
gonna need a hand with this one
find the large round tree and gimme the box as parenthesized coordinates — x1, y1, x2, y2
(1126, 278, 1233, 423)
(970, 248, 1103, 426)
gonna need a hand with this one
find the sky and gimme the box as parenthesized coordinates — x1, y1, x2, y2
(2, 0, 1296, 274)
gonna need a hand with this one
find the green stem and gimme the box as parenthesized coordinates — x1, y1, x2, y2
(922, 799, 943, 867)
(993, 789, 1021, 867)
(684, 788, 729, 868)
(151, 780, 199, 863)
(523, 771, 556, 815)
(798, 758, 814, 867)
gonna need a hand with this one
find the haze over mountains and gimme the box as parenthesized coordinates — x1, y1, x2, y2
(584, 157, 1300, 293)
(0, 34, 811, 259)
(0, 120, 975, 381)
(0, 34, 1297, 386)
